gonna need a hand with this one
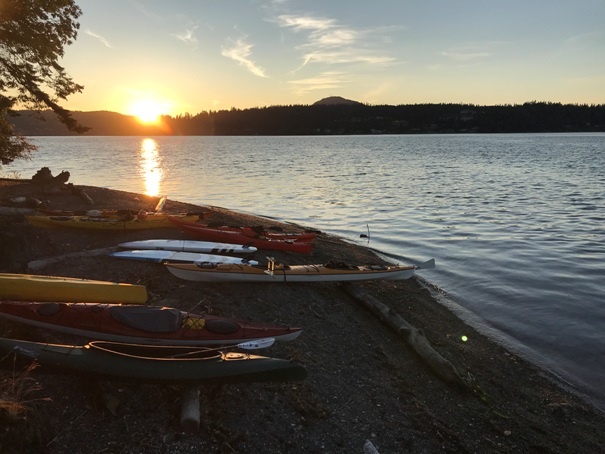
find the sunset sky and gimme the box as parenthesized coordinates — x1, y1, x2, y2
(60, 0, 605, 118)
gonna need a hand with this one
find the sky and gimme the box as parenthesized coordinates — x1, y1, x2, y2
(59, 0, 605, 118)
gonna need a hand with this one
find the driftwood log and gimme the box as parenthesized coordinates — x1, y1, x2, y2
(27, 247, 118, 272)
(180, 386, 201, 432)
(0, 207, 37, 216)
(342, 283, 468, 389)
(68, 184, 94, 205)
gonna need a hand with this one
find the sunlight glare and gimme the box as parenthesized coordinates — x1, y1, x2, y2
(139, 138, 164, 196)
(130, 100, 165, 123)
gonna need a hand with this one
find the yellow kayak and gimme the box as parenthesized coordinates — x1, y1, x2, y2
(0, 273, 148, 304)
(26, 214, 200, 230)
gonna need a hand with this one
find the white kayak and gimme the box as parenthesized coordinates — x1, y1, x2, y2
(117, 239, 258, 255)
(109, 250, 259, 266)
(165, 259, 435, 283)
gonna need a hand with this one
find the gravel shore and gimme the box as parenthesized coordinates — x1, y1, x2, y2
(1, 180, 604, 453)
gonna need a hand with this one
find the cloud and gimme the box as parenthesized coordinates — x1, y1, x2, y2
(85, 30, 111, 48)
(274, 14, 396, 70)
(565, 31, 604, 47)
(222, 38, 267, 78)
(172, 26, 198, 45)
(276, 15, 335, 32)
(440, 51, 491, 62)
(299, 50, 395, 67)
(288, 71, 348, 95)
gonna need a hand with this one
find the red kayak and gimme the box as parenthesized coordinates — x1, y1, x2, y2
(201, 221, 318, 242)
(0, 301, 302, 346)
(168, 217, 314, 254)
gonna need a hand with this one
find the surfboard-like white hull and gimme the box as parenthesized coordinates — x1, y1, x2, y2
(117, 239, 257, 255)
(109, 250, 258, 266)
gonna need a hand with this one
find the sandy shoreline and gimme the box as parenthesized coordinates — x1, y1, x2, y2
(1, 181, 605, 453)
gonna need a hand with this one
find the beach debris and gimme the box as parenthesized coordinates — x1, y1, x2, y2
(67, 183, 94, 205)
(180, 386, 201, 433)
(342, 283, 468, 389)
(364, 440, 380, 454)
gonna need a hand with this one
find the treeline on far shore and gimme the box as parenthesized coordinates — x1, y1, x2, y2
(10, 101, 605, 136)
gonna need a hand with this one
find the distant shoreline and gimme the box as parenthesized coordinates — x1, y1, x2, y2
(11, 102, 605, 136)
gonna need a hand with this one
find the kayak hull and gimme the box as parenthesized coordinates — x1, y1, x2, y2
(118, 239, 258, 255)
(168, 217, 313, 254)
(165, 262, 423, 283)
(109, 250, 259, 266)
(0, 338, 307, 383)
(26, 214, 200, 230)
(0, 302, 302, 346)
(36, 208, 213, 220)
(0, 273, 147, 304)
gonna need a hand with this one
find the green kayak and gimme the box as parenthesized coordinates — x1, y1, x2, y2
(0, 337, 307, 384)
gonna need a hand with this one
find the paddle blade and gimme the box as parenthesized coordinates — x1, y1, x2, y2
(238, 338, 275, 349)
(155, 196, 167, 212)
(417, 258, 436, 270)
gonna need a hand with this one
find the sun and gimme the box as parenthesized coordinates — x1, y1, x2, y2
(129, 100, 166, 124)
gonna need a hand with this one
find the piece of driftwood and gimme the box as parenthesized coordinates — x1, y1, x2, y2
(0, 207, 37, 216)
(342, 283, 468, 389)
(68, 184, 94, 205)
(27, 247, 118, 271)
(180, 386, 200, 432)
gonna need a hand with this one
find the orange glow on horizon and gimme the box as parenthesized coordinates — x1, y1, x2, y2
(129, 99, 168, 124)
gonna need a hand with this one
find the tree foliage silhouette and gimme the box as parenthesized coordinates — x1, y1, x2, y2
(0, 0, 88, 165)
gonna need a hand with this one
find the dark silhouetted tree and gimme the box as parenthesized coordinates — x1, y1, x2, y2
(0, 0, 88, 165)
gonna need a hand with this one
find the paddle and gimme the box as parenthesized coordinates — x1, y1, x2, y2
(416, 258, 436, 270)
(154, 195, 167, 213)
(170, 337, 276, 358)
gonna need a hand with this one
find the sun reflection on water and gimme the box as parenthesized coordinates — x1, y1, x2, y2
(139, 138, 164, 196)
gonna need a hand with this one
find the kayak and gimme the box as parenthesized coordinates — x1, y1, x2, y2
(0, 302, 302, 345)
(0, 337, 307, 383)
(117, 239, 258, 255)
(0, 273, 147, 304)
(168, 217, 313, 254)
(109, 250, 259, 266)
(165, 259, 435, 283)
(26, 213, 200, 230)
(199, 221, 317, 242)
(36, 208, 214, 220)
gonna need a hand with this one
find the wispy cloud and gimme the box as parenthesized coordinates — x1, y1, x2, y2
(222, 38, 267, 78)
(274, 14, 397, 70)
(440, 50, 491, 62)
(439, 41, 510, 65)
(85, 30, 111, 48)
(288, 71, 349, 95)
(277, 15, 336, 32)
(172, 26, 198, 46)
(565, 31, 604, 47)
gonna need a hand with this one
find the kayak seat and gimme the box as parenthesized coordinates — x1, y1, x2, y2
(36, 302, 65, 316)
(204, 319, 241, 335)
(368, 265, 389, 270)
(196, 262, 219, 269)
(110, 306, 182, 333)
(324, 260, 355, 270)
(49, 216, 73, 221)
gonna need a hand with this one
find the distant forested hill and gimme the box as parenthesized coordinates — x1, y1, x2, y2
(9, 101, 605, 136)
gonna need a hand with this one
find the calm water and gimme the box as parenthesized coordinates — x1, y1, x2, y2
(6, 134, 605, 411)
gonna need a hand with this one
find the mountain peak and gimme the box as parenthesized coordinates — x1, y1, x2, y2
(313, 96, 362, 106)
